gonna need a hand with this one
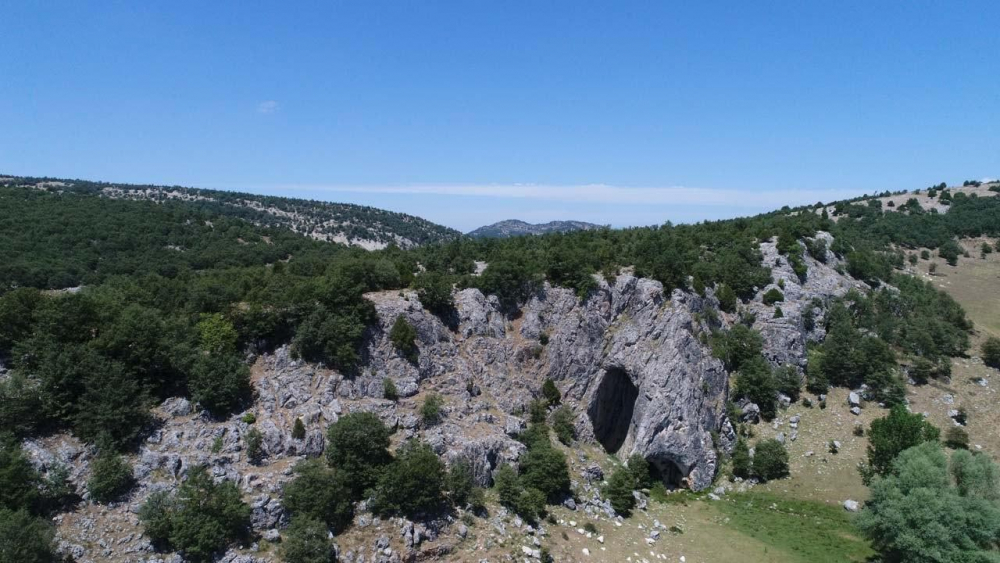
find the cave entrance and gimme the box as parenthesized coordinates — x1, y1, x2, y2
(648, 457, 687, 490)
(588, 367, 639, 454)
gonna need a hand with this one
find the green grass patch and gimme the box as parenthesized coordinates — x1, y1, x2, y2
(715, 492, 874, 563)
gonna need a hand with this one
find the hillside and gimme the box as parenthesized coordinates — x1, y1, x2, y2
(468, 219, 602, 238)
(1, 177, 1000, 563)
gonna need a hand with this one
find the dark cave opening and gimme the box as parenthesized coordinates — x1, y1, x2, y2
(648, 457, 687, 489)
(587, 367, 639, 454)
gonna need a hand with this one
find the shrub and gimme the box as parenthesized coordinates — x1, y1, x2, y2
(139, 466, 251, 562)
(292, 418, 306, 440)
(853, 423, 865, 437)
(420, 393, 444, 425)
(626, 453, 652, 489)
(0, 508, 56, 563)
(773, 306, 783, 318)
(382, 378, 399, 401)
(604, 467, 637, 515)
(762, 288, 784, 305)
(983, 337, 1000, 369)
(541, 379, 561, 405)
(920, 249, 930, 260)
(864, 369, 907, 407)
(414, 272, 455, 317)
(389, 315, 419, 363)
(372, 440, 446, 517)
(828, 440, 839, 455)
(539, 332, 550, 345)
(528, 399, 548, 424)
(241, 412, 256, 424)
(493, 464, 521, 508)
(282, 460, 353, 532)
(279, 516, 336, 563)
(752, 439, 789, 481)
(944, 427, 970, 450)
(196, 313, 239, 355)
(87, 447, 134, 504)
(446, 460, 475, 507)
(245, 427, 263, 463)
(551, 406, 575, 445)
(325, 412, 392, 497)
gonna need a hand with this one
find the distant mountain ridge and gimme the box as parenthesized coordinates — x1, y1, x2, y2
(467, 219, 603, 238)
(1, 174, 461, 250)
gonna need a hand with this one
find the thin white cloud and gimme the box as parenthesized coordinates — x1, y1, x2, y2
(256, 100, 280, 114)
(271, 183, 860, 209)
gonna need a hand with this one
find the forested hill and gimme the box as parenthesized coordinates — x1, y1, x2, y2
(468, 219, 602, 238)
(1, 175, 461, 250)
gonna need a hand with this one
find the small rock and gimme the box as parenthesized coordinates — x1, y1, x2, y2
(843, 500, 860, 512)
(850, 406, 861, 416)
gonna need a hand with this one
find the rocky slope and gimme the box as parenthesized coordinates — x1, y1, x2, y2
(25, 233, 864, 562)
(467, 219, 602, 239)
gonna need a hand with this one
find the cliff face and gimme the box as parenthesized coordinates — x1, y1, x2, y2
(28, 234, 865, 562)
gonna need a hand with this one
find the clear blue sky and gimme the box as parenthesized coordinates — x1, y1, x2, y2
(2, 2, 997, 231)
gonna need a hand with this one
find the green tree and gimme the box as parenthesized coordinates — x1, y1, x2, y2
(372, 440, 445, 517)
(196, 313, 239, 355)
(382, 378, 399, 401)
(493, 464, 521, 508)
(731, 438, 752, 480)
(389, 315, 419, 363)
(325, 412, 392, 498)
(774, 365, 801, 402)
(292, 418, 306, 440)
(446, 460, 475, 507)
(0, 435, 42, 514)
(87, 446, 135, 504)
(414, 272, 455, 317)
(139, 466, 251, 563)
(752, 439, 789, 482)
(420, 393, 444, 425)
(858, 442, 1000, 563)
(551, 406, 575, 445)
(282, 459, 354, 533)
(519, 442, 571, 502)
(715, 283, 737, 313)
(244, 427, 263, 463)
(626, 453, 652, 489)
(864, 405, 940, 482)
(188, 353, 251, 417)
(541, 379, 561, 406)
(734, 356, 778, 421)
(279, 516, 336, 563)
(983, 337, 1000, 369)
(711, 324, 764, 373)
(762, 287, 784, 305)
(0, 509, 55, 563)
(604, 466, 637, 515)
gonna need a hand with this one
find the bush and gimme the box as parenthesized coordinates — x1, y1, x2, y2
(528, 399, 548, 424)
(752, 439, 789, 482)
(604, 467, 637, 515)
(382, 378, 398, 401)
(282, 460, 354, 532)
(864, 405, 940, 482)
(762, 288, 784, 305)
(541, 379, 561, 406)
(87, 447, 134, 503)
(139, 466, 251, 562)
(493, 464, 521, 508)
(551, 406, 575, 445)
(626, 453, 651, 489)
(372, 440, 446, 517)
(292, 418, 306, 440)
(245, 427, 263, 463)
(944, 427, 970, 450)
(279, 516, 336, 563)
(389, 315, 419, 363)
(414, 272, 455, 317)
(446, 460, 475, 507)
(983, 337, 1000, 369)
(711, 324, 764, 373)
(920, 249, 930, 260)
(241, 412, 256, 424)
(0, 508, 56, 563)
(420, 393, 444, 425)
(325, 412, 392, 498)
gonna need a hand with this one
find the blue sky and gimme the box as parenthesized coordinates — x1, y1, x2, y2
(1, 2, 997, 231)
